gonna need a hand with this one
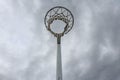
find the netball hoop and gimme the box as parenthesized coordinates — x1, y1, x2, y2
(44, 6, 74, 37)
(44, 6, 74, 80)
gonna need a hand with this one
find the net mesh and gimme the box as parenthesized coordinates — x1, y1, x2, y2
(44, 6, 74, 37)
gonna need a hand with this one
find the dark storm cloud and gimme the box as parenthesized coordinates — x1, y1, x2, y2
(0, 0, 120, 80)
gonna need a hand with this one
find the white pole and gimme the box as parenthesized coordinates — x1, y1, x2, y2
(56, 36, 62, 80)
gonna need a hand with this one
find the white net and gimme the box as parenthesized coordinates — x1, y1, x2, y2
(44, 6, 74, 37)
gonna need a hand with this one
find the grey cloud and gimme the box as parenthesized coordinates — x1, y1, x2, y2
(0, 0, 120, 80)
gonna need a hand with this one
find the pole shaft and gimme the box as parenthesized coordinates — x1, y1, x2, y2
(56, 36, 62, 80)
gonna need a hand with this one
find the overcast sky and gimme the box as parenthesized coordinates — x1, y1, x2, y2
(0, 0, 120, 80)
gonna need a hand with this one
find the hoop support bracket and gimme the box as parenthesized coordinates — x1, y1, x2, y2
(57, 34, 61, 44)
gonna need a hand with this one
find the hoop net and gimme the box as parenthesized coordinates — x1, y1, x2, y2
(44, 6, 74, 37)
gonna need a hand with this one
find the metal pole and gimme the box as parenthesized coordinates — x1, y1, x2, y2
(56, 35, 62, 80)
(44, 6, 74, 80)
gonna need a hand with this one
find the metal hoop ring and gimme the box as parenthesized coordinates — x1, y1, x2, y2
(44, 6, 74, 37)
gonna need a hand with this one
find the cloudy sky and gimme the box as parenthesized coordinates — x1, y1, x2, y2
(0, 0, 120, 80)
